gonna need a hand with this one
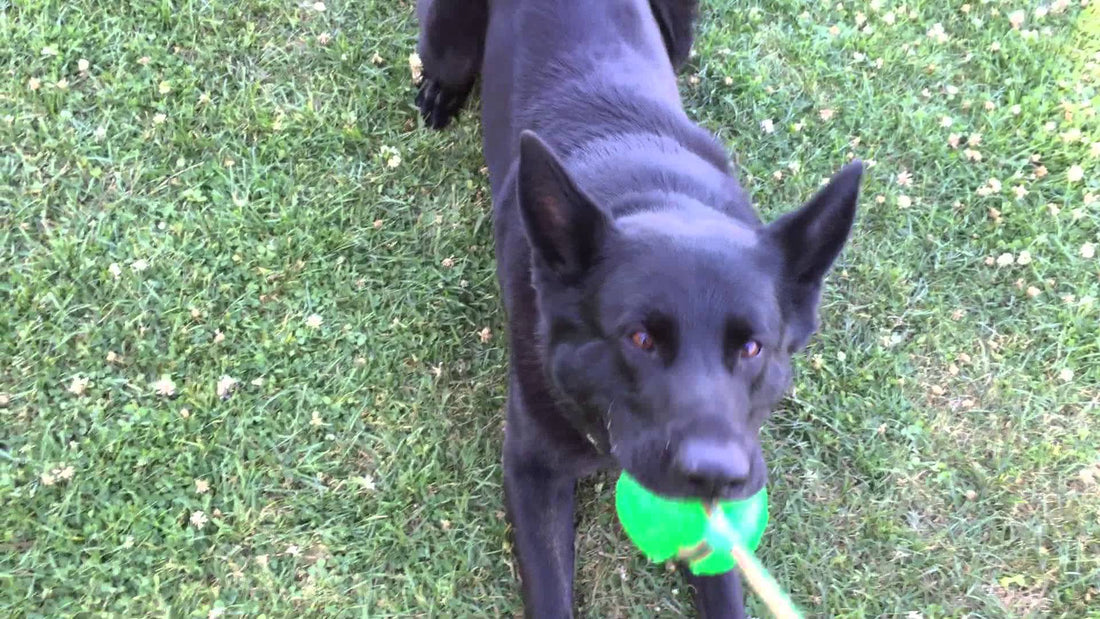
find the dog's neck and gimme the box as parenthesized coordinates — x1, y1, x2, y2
(521, 81, 756, 225)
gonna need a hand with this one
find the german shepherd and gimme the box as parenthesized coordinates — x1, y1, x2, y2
(415, 1, 863, 615)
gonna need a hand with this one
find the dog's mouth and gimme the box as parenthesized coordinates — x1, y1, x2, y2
(641, 452, 767, 502)
(611, 430, 768, 502)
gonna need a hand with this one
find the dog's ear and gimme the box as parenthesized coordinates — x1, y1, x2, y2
(517, 130, 611, 281)
(767, 160, 863, 350)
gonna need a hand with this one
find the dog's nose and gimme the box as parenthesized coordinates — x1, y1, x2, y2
(672, 438, 751, 495)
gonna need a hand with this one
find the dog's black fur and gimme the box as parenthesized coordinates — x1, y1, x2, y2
(416, 1, 863, 616)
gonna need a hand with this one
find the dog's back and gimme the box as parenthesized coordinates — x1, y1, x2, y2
(481, 0, 748, 225)
(481, 0, 675, 171)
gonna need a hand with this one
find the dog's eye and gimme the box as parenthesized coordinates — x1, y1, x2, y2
(629, 330, 655, 351)
(740, 339, 762, 358)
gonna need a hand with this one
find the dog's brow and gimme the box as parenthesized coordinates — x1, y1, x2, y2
(734, 311, 781, 342)
(618, 209, 758, 247)
(728, 313, 766, 337)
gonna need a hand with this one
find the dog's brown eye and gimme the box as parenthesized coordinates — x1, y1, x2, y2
(740, 340, 762, 358)
(630, 330, 655, 351)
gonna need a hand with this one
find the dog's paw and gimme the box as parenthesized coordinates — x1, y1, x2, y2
(415, 76, 472, 130)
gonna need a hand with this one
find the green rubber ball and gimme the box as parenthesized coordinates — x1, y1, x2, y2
(615, 472, 768, 576)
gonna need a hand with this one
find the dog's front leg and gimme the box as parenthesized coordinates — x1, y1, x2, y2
(685, 570, 747, 619)
(504, 452, 577, 618)
(415, 0, 487, 129)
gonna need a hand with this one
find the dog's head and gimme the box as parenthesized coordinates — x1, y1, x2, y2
(517, 131, 862, 500)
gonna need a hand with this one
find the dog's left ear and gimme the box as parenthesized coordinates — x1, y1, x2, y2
(767, 160, 863, 350)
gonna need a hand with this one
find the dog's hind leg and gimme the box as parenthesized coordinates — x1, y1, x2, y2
(648, 0, 699, 71)
(415, 0, 488, 129)
(685, 570, 748, 619)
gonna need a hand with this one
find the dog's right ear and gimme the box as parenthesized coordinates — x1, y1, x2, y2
(517, 130, 612, 281)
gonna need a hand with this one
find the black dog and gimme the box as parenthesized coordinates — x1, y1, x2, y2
(415, 1, 862, 616)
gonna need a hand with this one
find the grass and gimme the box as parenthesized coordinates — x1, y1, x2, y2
(2, 0, 1098, 616)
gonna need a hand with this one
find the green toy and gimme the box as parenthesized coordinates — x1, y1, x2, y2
(615, 472, 803, 618)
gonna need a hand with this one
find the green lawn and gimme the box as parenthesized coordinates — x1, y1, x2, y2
(3, 0, 1099, 616)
